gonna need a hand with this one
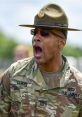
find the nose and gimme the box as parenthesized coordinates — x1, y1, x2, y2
(32, 31, 41, 42)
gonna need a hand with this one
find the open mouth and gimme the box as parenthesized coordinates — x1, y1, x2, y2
(33, 46, 42, 58)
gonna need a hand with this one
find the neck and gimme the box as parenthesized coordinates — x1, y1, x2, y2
(39, 56, 63, 72)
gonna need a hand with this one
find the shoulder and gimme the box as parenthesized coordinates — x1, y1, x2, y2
(0, 57, 35, 79)
(11, 57, 33, 69)
(10, 57, 35, 75)
(70, 65, 82, 86)
(0, 57, 36, 93)
(70, 65, 82, 78)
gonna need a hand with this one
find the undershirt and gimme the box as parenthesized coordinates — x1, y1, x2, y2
(41, 60, 65, 88)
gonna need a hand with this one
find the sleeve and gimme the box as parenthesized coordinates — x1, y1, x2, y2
(78, 108, 82, 117)
(69, 66, 82, 117)
(0, 58, 32, 117)
(75, 71, 82, 117)
(0, 70, 11, 117)
(78, 89, 82, 117)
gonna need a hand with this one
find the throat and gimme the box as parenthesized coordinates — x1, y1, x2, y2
(40, 61, 65, 89)
(39, 58, 64, 73)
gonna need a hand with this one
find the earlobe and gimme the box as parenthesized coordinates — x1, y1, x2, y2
(58, 39, 66, 50)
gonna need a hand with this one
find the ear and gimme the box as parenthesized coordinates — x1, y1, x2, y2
(58, 39, 66, 50)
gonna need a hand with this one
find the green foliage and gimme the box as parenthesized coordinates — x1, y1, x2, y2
(0, 32, 18, 59)
(63, 45, 82, 58)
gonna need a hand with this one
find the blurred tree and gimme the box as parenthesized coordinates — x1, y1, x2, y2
(0, 32, 18, 59)
(63, 45, 82, 58)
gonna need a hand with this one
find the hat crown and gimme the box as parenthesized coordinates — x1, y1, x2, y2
(34, 3, 68, 28)
(19, 3, 81, 31)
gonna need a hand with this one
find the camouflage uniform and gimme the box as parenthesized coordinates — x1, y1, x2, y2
(0, 56, 82, 117)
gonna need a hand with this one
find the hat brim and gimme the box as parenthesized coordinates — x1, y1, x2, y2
(19, 24, 82, 31)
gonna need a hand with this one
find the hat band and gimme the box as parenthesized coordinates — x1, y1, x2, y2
(34, 21, 68, 27)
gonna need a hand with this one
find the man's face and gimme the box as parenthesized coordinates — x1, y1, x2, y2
(32, 28, 66, 64)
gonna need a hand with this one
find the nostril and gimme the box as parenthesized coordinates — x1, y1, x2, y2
(33, 36, 41, 42)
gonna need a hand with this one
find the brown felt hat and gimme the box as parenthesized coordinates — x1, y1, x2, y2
(19, 3, 82, 31)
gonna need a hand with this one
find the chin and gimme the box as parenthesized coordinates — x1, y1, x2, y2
(35, 58, 45, 65)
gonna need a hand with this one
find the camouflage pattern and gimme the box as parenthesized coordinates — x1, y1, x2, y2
(0, 56, 82, 117)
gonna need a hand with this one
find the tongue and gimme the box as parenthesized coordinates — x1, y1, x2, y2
(35, 47, 42, 58)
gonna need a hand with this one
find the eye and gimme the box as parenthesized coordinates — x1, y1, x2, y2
(41, 30, 49, 36)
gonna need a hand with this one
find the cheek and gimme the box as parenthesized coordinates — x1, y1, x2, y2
(44, 40, 58, 53)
